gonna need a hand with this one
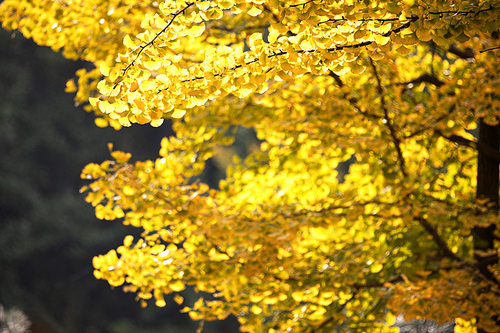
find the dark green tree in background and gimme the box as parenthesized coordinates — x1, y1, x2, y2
(0, 28, 239, 333)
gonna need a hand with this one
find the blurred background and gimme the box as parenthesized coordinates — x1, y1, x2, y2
(0, 27, 242, 333)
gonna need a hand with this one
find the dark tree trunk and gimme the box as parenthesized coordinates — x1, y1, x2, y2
(476, 121, 499, 204)
(475, 120, 500, 333)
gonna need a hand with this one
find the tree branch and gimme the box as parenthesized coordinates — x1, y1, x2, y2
(351, 275, 405, 289)
(448, 44, 475, 59)
(436, 130, 476, 148)
(414, 217, 461, 261)
(397, 73, 444, 88)
(310, 291, 357, 333)
(369, 58, 408, 177)
(437, 130, 500, 163)
(329, 71, 382, 120)
(427, 42, 475, 59)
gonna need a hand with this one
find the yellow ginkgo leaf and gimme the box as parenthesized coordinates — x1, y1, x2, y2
(98, 100, 115, 113)
(370, 263, 383, 273)
(186, 23, 205, 37)
(171, 109, 186, 118)
(151, 118, 164, 127)
(169, 280, 185, 292)
(247, 6, 262, 17)
(143, 60, 162, 71)
(100, 62, 110, 76)
(123, 34, 137, 49)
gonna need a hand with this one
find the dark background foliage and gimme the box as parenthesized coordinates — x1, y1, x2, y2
(0, 28, 239, 333)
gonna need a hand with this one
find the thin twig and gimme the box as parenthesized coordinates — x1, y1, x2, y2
(289, 0, 315, 8)
(382, 15, 418, 37)
(320, 17, 401, 25)
(428, 5, 493, 17)
(405, 88, 458, 138)
(114, 2, 194, 88)
(480, 46, 500, 53)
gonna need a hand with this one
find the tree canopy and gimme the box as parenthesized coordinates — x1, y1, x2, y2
(2, 0, 500, 332)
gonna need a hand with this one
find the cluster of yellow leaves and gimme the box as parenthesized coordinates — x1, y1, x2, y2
(3, 0, 500, 128)
(3, 0, 500, 332)
(88, 0, 500, 128)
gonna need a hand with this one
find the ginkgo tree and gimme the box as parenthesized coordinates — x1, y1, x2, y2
(2, 0, 500, 332)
